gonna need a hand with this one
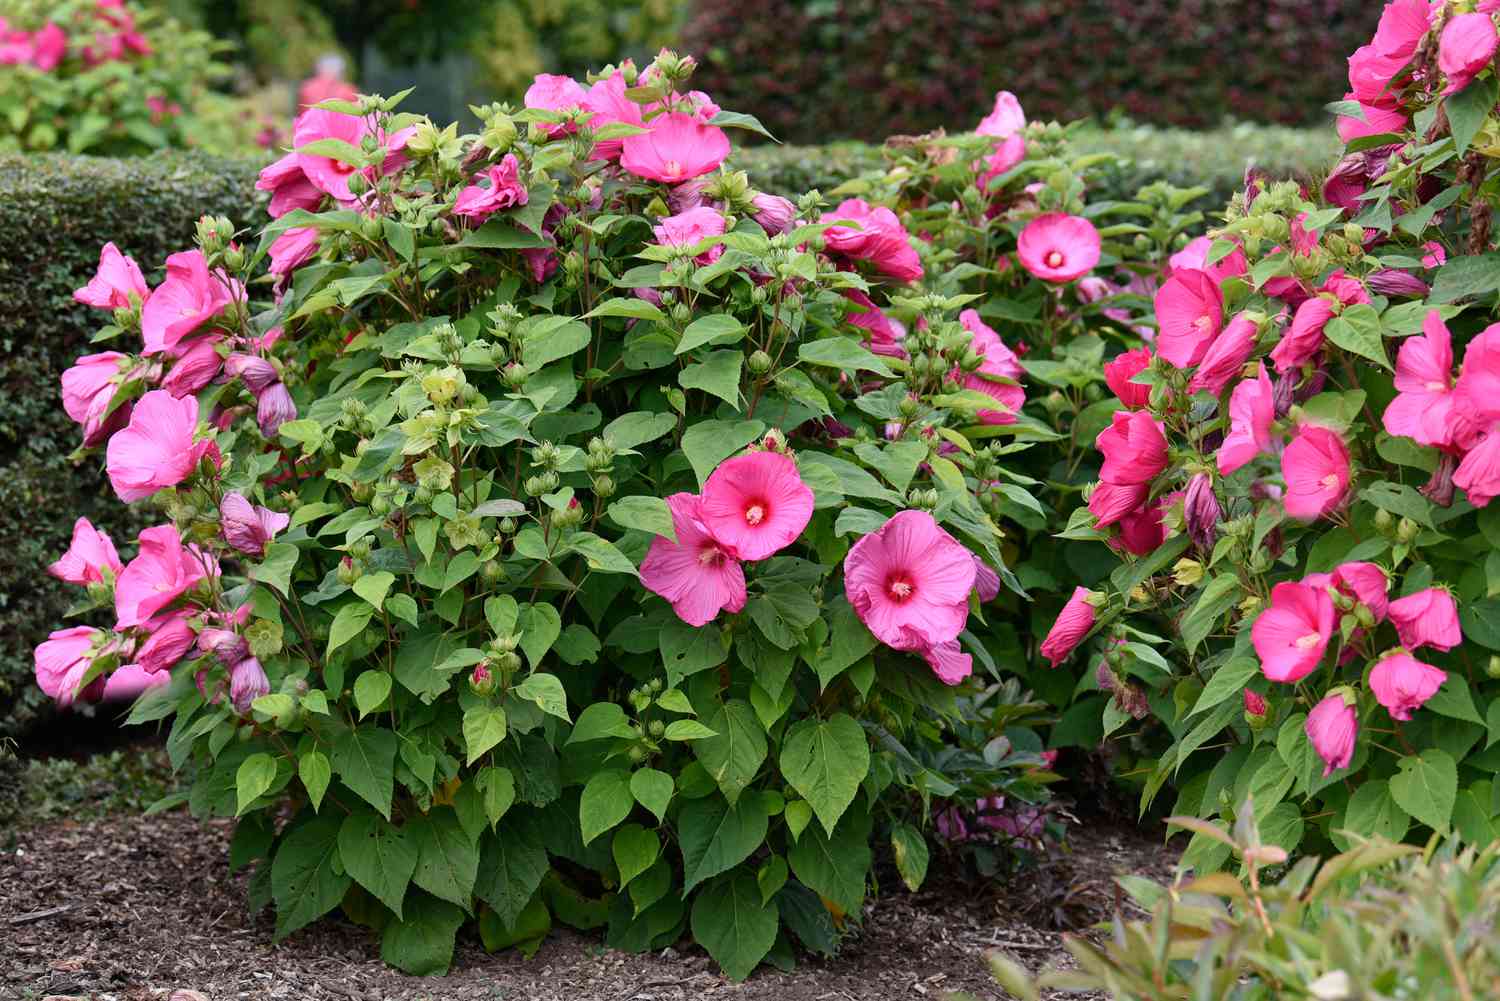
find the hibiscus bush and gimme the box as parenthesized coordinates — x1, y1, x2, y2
(0, 0, 274, 156)
(1039, 0, 1500, 868)
(34, 51, 1070, 977)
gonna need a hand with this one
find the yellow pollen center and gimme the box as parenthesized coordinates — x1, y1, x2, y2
(1295, 633, 1322, 650)
(890, 580, 913, 599)
(745, 504, 765, 526)
(1321, 474, 1339, 489)
(697, 546, 723, 567)
(1045, 250, 1063, 268)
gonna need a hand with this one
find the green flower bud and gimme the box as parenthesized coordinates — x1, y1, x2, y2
(628, 745, 648, 764)
(481, 559, 504, 584)
(747, 350, 773, 375)
(1489, 656, 1500, 679)
(336, 557, 361, 586)
(414, 455, 455, 491)
(1396, 517, 1419, 543)
(360, 215, 384, 242)
(1374, 508, 1394, 534)
(648, 678, 664, 693)
(592, 474, 616, 498)
(347, 171, 369, 196)
(648, 719, 665, 739)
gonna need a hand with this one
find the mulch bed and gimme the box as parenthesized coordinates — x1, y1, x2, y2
(0, 809, 1178, 1001)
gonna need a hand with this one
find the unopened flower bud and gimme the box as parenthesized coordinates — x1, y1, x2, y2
(469, 664, 496, 696)
(747, 349, 773, 375)
(648, 719, 665, 739)
(1396, 517, 1419, 543)
(1489, 655, 1500, 679)
(1183, 473, 1221, 551)
(337, 556, 361, 585)
(1373, 508, 1394, 534)
(1171, 559, 1204, 587)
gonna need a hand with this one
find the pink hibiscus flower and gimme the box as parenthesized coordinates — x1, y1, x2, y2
(105, 390, 219, 502)
(1370, 651, 1446, 721)
(844, 509, 977, 661)
(1251, 579, 1335, 682)
(1016, 214, 1100, 283)
(619, 113, 731, 184)
(1282, 425, 1350, 520)
(48, 516, 123, 585)
(1153, 269, 1224, 367)
(639, 492, 746, 626)
(114, 523, 215, 628)
(74, 242, 148, 310)
(1219, 363, 1278, 475)
(821, 198, 924, 283)
(1384, 310, 1456, 448)
(1040, 586, 1097, 667)
(698, 452, 814, 561)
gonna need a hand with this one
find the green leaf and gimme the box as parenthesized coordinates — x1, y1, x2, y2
(613, 824, 660, 887)
(566, 532, 640, 576)
(569, 702, 636, 743)
(326, 601, 375, 659)
(381, 891, 466, 975)
(1179, 576, 1240, 655)
(475, 819, 550, 931)
(299, 750, 331, 812)
(1430, 253, 1500, 304)
(331, 727, 398, 820)
(522, 318, 591, 368)
(680, 419, 764, 487)
(660, 619, 728, 687)
(816, 599, 877, 688)
(475, 767, 516, 830)
(607, 495, 675, 541)
(602, 410, 678, 451)
(352, 570, 395, 610)
(586, 297, 667, 324)
(408, 807, 480, 911)
(1426, 675, 1484, 725)
(514, 672, 570, 722)
(339, 812, 417, 918)
(1324, 305, 1389, 370)
(679, 350, 743, 406)
(463, 705, 509, 766)
(676, 313, 746, 354)
(1389, 749, 1458, 833)
(779, 715, 869, 836)
(783, 800, 813, 842)
(693, 699, 768, 805)
(690, 871, 779, 982)
(235, 753, 278, 816)
(251, 541, 300, 596)
(787, 806, 870, 916)
(664, 719, 720, 740)
(516, 603, 562, 670)
(1360, 481, 1435, 530)
(798, 338, 894, 377)
(353, 670, 392, 719)
(459, 220, 550, 250)
(1446, 75, 1500, 156)
(1190, 656, 1259, 718)
(679, 793, 770, 891)
(757, 856, 789, 905)
(630, 768, 674, 823)
(580, 769, 636, 846)
(890, 822, 930, 892)
(707, 109, 779, 141)
(271, 813, 350, 940)
(1336, 779, 1410, 849)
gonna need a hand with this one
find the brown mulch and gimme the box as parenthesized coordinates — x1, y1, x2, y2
(0, 810, 1179, 1001)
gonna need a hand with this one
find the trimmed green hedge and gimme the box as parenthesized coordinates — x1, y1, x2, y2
(0, 152, 264, 739)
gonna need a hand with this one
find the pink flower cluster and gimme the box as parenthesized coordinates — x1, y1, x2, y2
(1, 0, 148, 71)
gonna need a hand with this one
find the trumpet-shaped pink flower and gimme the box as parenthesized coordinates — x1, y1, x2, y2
(1454, 324, 1500, 422)
(1331, 561, 1389, 621)
(106, 390, 219, 502)
(1168, 236, 1248, 284)
(978, 135, 1027, 191)
(957, 309, 1025, 424)
(103, 663, 170, 702)
(1440, 12, 1499, 95)
(1016, 213, 1100, 283)
(750, 193, 796, 236)
(1271, 296, 1335, 373)
(620, 112, 731, 184)
(1096, 410, 1168, 485)
(34, 627, 102, 707)
(842, 290, 907, 358)
(1306, 694, 1357, 776)
(1113, 496, 1168, 555)
(454, 155, 529, 221)
(1219, 363, 1277, 475)
(845, 510, 976, 660)
(699, 452, 814, 561)
(230, 657, 270, 713)
(1384, 310, 1456, 447)
(1154, 269, 1224, 367)
(160, 335, 225, 397)
(977, 90, 1025, 138)
(268, 227, 320, 278)
(220, 492, 290, 557)
(140, 249, 234, 356)
(653, 205, 727, 262)
(1187, 312, 1258, 395)
(115, 524, 214, 629)
(525, 73, 588, 135)
(1252, 580, 1335, 682)
(1089, 480, 1149, 529)
(61, 351, 130, 446)
(255, 152, 325, 218)
(135, 612, 197, 674)
(1370, 651, 1446, 721)
(74, 242, 148, 310)
(48, 517, 123, 585)
(1040, 586, 1097, 667)
(1282, 425, 1350, 520)
(1104, 347, 1153, 408)
(639, 492, 746, 626)
(1387, 588, 1462, 651)
(821, 198, 924, 283)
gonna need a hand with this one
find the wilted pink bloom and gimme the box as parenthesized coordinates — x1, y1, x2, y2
(115, 524, 212, 628)
(30, 21, 65, 70)
(61, 351, 130, 446)
(1370, 651, 1445, 721)
(640, 492, 746, 626)
(699, 452, 814, 561)
(255, 383, 297, 438)
(267, 226, 320, 279)
(160, 335, 224, 398)
(1271, 297, 1335, 374)
(972, 556, 1001, 602)
(1168, 236, 1247, 284)
(1322, 269, 1369, 307)
(751, 193, 796, 235)
(198, 626, 248, 665)
(1439, 13, 1499, 95)
(525, 73, 588, 135)
(977, 90, 1025, 138)
(921, 639, 973, 686)
(845, 510, 976, 668)
(1183, 473, 1220, 550)
(74, 242, 148, 310)
(1096, 410, 1168, 485)
(1104, 347, 1153, 408)
(1384, 310, 1456, 447)
(256, 152, 324, 218)
(1306, 694, 1357, 776)
(229, 657, 269, 713)
(106, 390, 219, 502)
(822, 198, 923, 283)
(522, 246, 558, 284)
(1337, 94, 1410, 143)
(843, 289, 906, 358)
(1367, 268, 1429, 297)
(1040, 586, 1097, 667)
(1188, 312, 1258, 395)
(220, 491, 290, 557)
(1220, 364, 1278, 475)
(1282, 425, 1350, 520)
(1332, 562, 1389, 620)
(34, 627, 102, 707)
(679, 89, 721, 124)
(135, 612, 196, 674)
(1016, 213, 1100, 283)
(582, 70, 643, 158)
(1113, 496, 1167, 554)
(454, 155, 529, 221)
(620, 112, 731, 184)
(652, 205, 727, 262)
(140, 249, 234, 356)
(1089, 480, 1149, 529)
(1387, 588, 1462, 651)
(1252, 580, 1334, 682)
(934, 804, 970, 842)
(957, 309, 1025, 425)
(49, 516, 123, 585)
(1243, 689, 1268, 717)
(1154, 269, 1224, 367)
(1423, 242, 1448, 268)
